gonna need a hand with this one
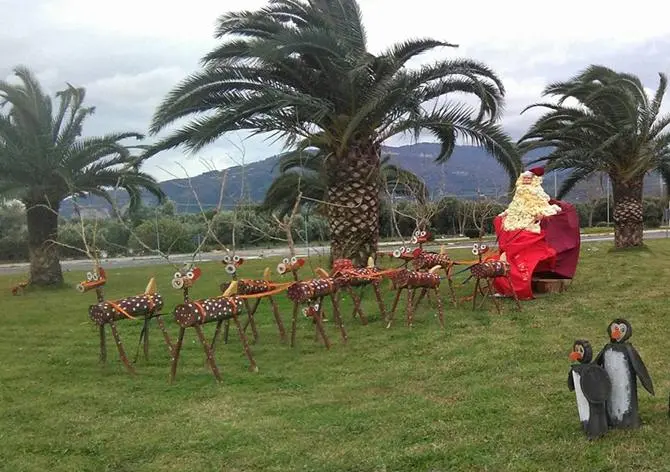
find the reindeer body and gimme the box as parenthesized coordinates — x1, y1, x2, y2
(387, 267, 445, 328)
(463, 244, 521, 314)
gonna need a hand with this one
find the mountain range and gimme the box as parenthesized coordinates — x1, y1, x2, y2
(61, 142, 665, 217)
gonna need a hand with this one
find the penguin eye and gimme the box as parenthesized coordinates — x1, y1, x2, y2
(577, 345, 584, 354)
(619, 324, 627, 334)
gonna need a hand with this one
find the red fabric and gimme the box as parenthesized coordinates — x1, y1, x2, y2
(489, 200, 581, 299)
(490, 217, 556, 300)
(537, 200, 581, 278)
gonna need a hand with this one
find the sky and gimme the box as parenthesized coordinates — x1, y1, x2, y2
(2, 0, 670, 182)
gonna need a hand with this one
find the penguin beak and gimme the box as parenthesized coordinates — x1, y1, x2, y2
(569, 351, 582, 362)
(612, 327, 621, 341)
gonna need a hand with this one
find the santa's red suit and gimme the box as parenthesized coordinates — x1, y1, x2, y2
(488, 193, 581, 300)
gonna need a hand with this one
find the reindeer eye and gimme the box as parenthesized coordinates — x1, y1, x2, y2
(413, 230, 420, 237)
(233, 255, 240, 262)
(480, 244, 488, 251)
(392, 249, 401, 258)
(92, 273, 99, 281)
(291, 256, 297, 264)
(223, 256, 231, 263)
(420, 231, 427, 237)
(282, 258, 289, 264)
(186, 271, 195, 279)
(399, 246, 406, 253)
(86, 272, 94, 281)
(173, 271, 182, 279)
(277, 263, 287, 274)
(225, 264, 237, 274)
(472, 248, 480, 256)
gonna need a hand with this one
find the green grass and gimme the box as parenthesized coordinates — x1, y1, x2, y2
(1, 242, 670, 471)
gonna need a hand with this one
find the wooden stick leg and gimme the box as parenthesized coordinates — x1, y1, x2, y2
(372, 283, 387, 322)
(243, 299, 260, 343)
(387, 289, 402, 328)
(472, 278, 481, 310)
(313, 298, 331, 350)
(406, 289, 415, 327)
(330, 293, 347, 344)
(170, 327, 185, 384)
(194, 325, 222, 382)
(109, 322, 136, 375)
(446, 267, 458, 307)
(347, 287, 368, 325)
(156, 315, 174, 356)
(290, 302, 300, 348)
(488, 281, 502, 314)
(231, 313, 258, 372)
(143, 317, 150, 361)
(222, 319, 231, 345)
(477, 280, 490, 309)
(210, 319, 224, 353)
(413, 288, 428, 310)
(434, 288, 445, 328)
(133, 321, 147, 363)
(99, 325, 107, 364)
(269, 297, 287, 342)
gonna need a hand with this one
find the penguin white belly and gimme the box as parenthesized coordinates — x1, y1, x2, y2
(603, 350, 631, 420)
(572, 371, 590, 422)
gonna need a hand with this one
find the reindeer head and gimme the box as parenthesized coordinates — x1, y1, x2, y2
(471, 243, 490, 262)
(171, 264, 202, 290)
(392, 246, 421, 261)
(222, 254, 244, 276)
(76, 267, 107, 293)
(410, 229, 434, 245)
(277, 256, 305, 275)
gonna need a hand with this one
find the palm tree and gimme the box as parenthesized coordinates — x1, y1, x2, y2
(518, 65, 670, 248)
(147, 0, 520, 265)
(263, 150, 428, 216)
(0, 66, 164, 286)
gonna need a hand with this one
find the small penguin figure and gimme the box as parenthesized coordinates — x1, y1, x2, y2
(568, 339, 611, 440)
(595, 318, 655, 429)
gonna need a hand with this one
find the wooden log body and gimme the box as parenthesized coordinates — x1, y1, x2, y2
(88, 293, 164, 325)
(470, 260, 510, 279)
(391, 269, 440, 289)
(412, 252, 452, 271)
(287, 279, 338, 303)
(174, 296, 243, 328)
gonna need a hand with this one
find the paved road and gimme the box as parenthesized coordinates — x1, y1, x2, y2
(1, 229, 668, 275)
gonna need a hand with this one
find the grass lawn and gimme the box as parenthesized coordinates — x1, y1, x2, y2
(1, 241, 670, 471)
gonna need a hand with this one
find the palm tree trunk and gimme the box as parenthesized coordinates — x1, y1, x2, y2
(612, 175, 644, 248)
(25, 200, 63, 286)
(326, 142, 380, 266)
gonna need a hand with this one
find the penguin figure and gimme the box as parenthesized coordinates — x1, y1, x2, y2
(568, 339, 611, 440)
(595, 319, 655, 429)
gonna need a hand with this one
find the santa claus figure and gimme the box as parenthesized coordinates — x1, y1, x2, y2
(488, 167, 580, 300)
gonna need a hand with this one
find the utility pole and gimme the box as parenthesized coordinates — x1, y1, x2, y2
(606, 176, 610, 225)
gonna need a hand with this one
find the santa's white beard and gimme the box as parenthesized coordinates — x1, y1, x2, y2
(500, 177, 561, 232)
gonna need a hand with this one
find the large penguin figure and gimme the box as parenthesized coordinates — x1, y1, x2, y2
(595, 319, 655, 429)
(568, 339, 611, 440)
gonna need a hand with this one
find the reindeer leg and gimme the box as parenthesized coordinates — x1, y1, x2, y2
(194, 325, 222, 382)
(330, 292, 347, 344)
(488, 280, 502, 314)
(477, 280, 490, 310)
(210, 319, 224, 353)
(156, 315, 174, 356)
(222, 319, 231, 345)
(313, 297, 331, 350)
(290, 302, 300, 348)
(434, 288, 445, 328)
(99, 325, 107, 364)
(406, 289, 415, 327)
(413, 288, 428, 310)
(143, 317, 150, 361)
(243, 299, 260, 343)
(387, 289, 402, 328)
(231, 313, 258, 372)
(269, 296, 287, 343)
(109, 321, 135, 375)
(170, 327, 185, 384)
(372, 282, 387, 322)
(472, 278, 481, 310)
(347, 287, 368, 325)
(133, 321, 146, 363)
(446, 266, 458, 307)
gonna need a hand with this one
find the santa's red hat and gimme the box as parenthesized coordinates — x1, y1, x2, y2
(528, 167, 544, 177)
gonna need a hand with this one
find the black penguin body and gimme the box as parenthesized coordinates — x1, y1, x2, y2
(595, 320, 654, 429)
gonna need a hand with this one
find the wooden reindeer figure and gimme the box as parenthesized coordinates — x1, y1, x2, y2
(170, 276, 258, 383)
(218, 254, 253, 344)
(78, 266, 171, 374)
(223, 267, 293, 343)
(461, 243, 521, 314)
(327, 257, 394, 324)
(386, 266, 445, 329)
(410, 229, 434, 248)
(279, 259, 347, 349)
(411, 246, 458, 307)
